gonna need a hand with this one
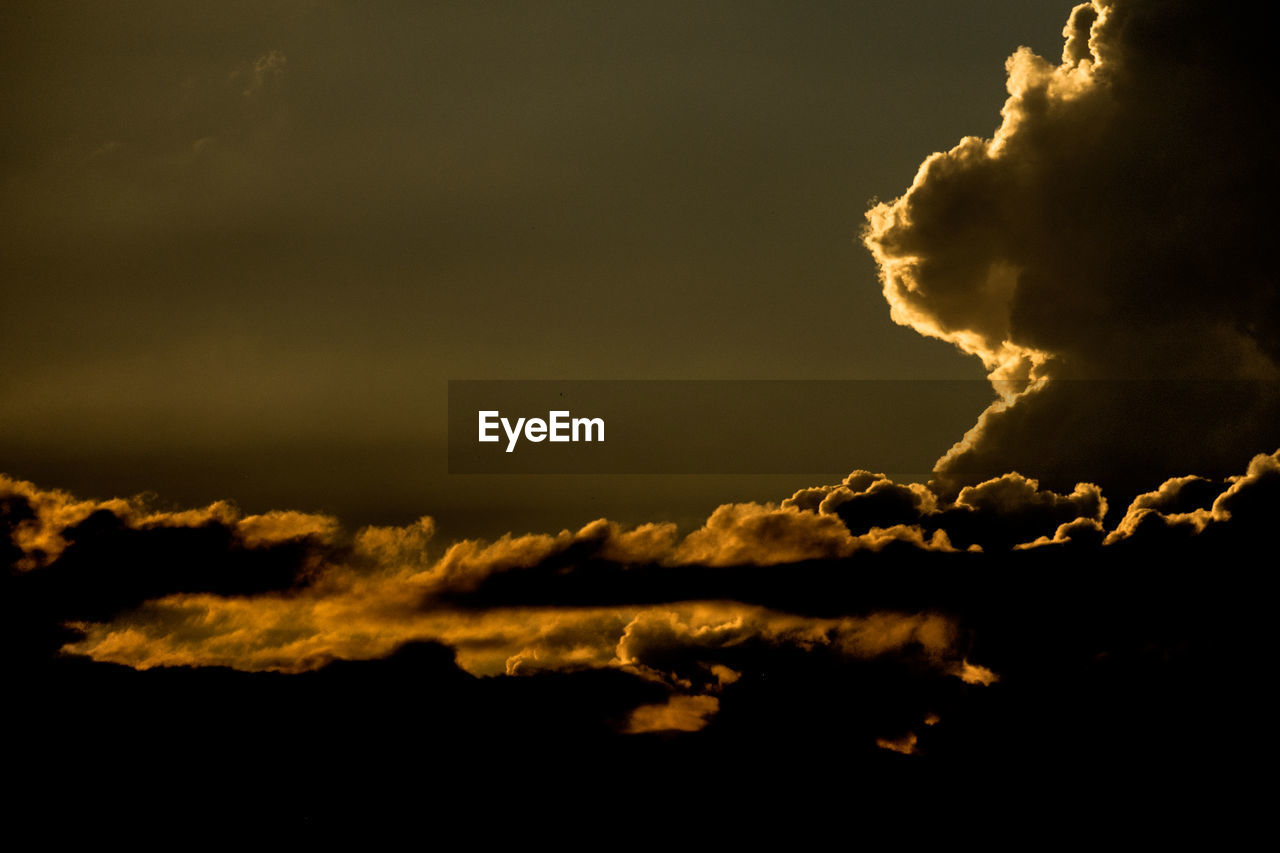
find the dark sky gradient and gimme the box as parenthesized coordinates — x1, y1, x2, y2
(2, 1, 1071, 537)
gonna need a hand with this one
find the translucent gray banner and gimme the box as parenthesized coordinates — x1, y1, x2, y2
(448, 380, 993, 474)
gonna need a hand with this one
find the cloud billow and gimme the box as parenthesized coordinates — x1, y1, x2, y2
(864, 0, 1280, 496)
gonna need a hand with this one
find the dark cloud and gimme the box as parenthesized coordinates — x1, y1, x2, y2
(864, 0, 1280, 496)
(6, 447, 1275, 820)
(1, 475, 335, 663)
(783, 467, 1106, 552)
(933, 471, 1105, 550)
(785, 470, 939, 533)
(7, 448, 1273, 677)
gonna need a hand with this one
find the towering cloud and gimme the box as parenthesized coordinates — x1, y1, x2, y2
(864, 0, 1280, 496)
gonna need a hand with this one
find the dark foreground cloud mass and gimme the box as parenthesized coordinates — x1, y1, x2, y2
(5, 448, 1276, 822)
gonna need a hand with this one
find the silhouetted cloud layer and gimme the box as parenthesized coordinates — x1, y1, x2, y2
(5, 447, 1276, 763)
(6, 449, 1275, 818)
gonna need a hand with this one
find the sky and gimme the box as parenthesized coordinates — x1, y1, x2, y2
(1, 0, 1076, 538)
(5, 0, 1277, 828)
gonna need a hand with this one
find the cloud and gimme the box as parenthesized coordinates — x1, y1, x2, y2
(625, 695, 720, 733)
(4, 470, 1016, 749)
(238, 50, 287, 97)
(1106, 448, 1280, 544)
(1, 474, 343, 659)
(7, 441, 1276, 797)
(875, 731, 918, 755)
(782, 468, 1106, 552)
(15, 446, 1273, 683)
(863, 0, 1280, 496)
(940, 472, 1106, 550)
(1210, 448, 1280, 527)
(63, 595, 972, 687)
(1013, 517, 1105, 550)
(1, 474, 341, 571)
(671, 501, 955, 567)
(954, 660, 999, 686)
(785, 470, 939, 533)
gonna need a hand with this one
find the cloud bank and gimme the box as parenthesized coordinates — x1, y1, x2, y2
(6, 446, 1275, 746)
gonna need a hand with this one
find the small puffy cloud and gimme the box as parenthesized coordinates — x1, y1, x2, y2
(1107, 475, 1219, 543)
(673, 502, 865, 566)
(709, 664, 741, 688)
(1106, 449, 1280, 543)
(625, 695, 720, 734)
(954, 474, 1104, 520)
(782, 470, 888, 514)
(817, 479, 939, 536)
(1014, 517, 1105, 550)
(1125, 476, 1220, 517)
(1210, 449, 1280, 527)
(575, 518, 681, 564)
(937, 472, 1106, 551)
(875, 732, 919, 756)
(236, 510, 340, 548)
(954, 660, 999, 686)
(352, 516, 436, 569)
